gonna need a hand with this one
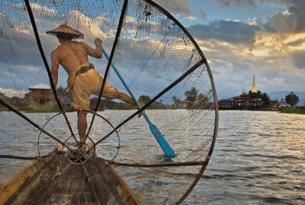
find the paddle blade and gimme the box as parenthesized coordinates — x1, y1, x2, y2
(149, 123, 175, 158)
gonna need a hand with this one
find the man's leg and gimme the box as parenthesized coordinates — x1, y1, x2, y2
(77, 110, 87, 143)
(102, 86, 135, 105)
(117, 91, 135, 105)
(117, 91, 144, 117)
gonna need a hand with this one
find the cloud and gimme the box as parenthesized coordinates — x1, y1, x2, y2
(0, 3, 203, 100)
(10, 2, 56, 17)
(213, 0, 256, 6)
(249, 31, 287, 57)
(1, 0, 304, 101)
(0, 13, 43, 66)
(195, 32, 305, 98)
(268, 0, 305, 33)
(249, 31, 305, 58)
(69, 10, 110, 40)
(159, 0, 305, 97)
(213, 0, 305, 33)
(185, 16, 197, 21)
(154, 0, 190, 15)
(0, 5, 59, 89)
(200, 10, 207, 21)
(202, 0, 305, 78)
(0, 6, 115, 67)
(268, 10, 299, 33)
(0, 86, 26, 98)
(188, 20, 260, 44)
(248, 18, 262, 26)
(292, 51, 305, 69)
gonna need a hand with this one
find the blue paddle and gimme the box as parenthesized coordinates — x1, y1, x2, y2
(102, 48, 175, 158)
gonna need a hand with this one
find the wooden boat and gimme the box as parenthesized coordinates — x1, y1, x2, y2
(0, 150, 142, 205)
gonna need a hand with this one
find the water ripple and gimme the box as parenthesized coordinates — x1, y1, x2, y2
(0, 110, 305, 205)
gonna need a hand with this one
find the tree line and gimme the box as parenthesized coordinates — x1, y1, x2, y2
(138, 87, 209, 109)
(285, 92, 299, 107)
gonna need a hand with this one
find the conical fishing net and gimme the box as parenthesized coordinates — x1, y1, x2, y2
(0, 0, 218, 204)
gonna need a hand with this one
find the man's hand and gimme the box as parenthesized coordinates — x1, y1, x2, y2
(94, 38, 102, 46)
(85, 38, 102, 58)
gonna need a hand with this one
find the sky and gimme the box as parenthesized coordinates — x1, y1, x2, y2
(0, 0, 305, 100)
(156, 0, 305, 99)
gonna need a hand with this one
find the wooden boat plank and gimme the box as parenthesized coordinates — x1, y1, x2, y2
(0, 152, 142, 205)
(0, 155, 52, 205)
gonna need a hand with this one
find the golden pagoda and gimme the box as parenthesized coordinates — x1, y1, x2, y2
(251, 74, 257, 93)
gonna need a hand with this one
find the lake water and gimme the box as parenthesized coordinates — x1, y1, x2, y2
(0, 110, 304, 204)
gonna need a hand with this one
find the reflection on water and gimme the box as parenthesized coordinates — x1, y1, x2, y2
(0, 110, 305, 204)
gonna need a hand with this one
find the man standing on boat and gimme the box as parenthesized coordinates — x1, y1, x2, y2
(48, 22, 134, 144)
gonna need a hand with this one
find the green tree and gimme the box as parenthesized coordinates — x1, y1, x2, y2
(184, 87, 200, 109)
(184, 87, 198, 102)
(261, 92, 270, 105)
(138, 95, 151, 105)
(172, 96, 177, 104)
(197, 93, 209, 106)
(171, 95, 180, 108)
(248, 90, 261, 98)
(56, 86, 65, 96)
(285, 92, 299, 107)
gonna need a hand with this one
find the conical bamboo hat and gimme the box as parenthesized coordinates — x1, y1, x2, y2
(46, 21, 84, 39)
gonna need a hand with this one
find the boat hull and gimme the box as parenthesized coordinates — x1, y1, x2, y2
(0, 152, 141, 205)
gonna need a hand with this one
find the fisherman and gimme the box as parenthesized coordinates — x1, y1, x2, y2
(48, 22, 135, 144)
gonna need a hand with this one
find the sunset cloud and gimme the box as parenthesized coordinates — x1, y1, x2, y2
(69, 10, 110, 40)
(247, 18, 261, 26)
(0, 0, 304, 100)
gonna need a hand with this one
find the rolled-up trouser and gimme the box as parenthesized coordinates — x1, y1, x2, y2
(68, 65, 118, 110)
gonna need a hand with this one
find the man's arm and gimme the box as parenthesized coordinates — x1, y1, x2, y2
(50, 51, 59, 87)
(83, 38, 102, 59)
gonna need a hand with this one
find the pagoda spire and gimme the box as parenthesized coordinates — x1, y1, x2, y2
(251, 74, 257, 93)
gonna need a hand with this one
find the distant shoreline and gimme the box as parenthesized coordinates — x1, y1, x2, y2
(279, 108, 305, 115)
(219, 108, 305, 115)
(1, 107, 305, 115)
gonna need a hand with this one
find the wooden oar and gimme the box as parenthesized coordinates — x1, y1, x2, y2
(102, 48, 175, 158)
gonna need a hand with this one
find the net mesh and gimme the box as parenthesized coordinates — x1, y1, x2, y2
(0, 0, 218, 204)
